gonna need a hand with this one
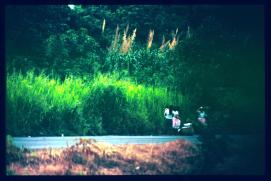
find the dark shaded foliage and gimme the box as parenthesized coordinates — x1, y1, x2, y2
(5, 5, 264, 135)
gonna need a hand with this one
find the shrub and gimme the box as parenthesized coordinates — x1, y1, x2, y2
(44, 28, 103, 78)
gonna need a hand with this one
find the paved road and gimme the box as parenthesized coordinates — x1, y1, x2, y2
(12, 136, 201, 150)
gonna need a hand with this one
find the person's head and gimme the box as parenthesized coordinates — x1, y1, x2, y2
(198, 106, 204, 112)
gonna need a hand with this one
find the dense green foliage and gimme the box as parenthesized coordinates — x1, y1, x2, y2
(6, 5, 264, 135)
(7, 71, 188, 136)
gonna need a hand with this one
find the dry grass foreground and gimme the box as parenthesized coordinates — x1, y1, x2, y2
(6, 139, 202, 175)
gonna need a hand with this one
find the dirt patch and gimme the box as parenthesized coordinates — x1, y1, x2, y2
(7, 136, 264, 175)
(6, 139, 202, 175)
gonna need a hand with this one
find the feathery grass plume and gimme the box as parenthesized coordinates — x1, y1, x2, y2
(101, 19, 106, 33)
(127, 28, 136, 53)
(186, 26, 191, 39)
(111, 25, 120, 50)
(161, 35, 165, 46)
(175, 28, 178, 35)
(147, 30, 154, 50)
(124, 24, 129, 35)
(159, 35, 165, 50)
(120, 25, 136, 54)
(159, 35, 170, 51)
(123, 24, 129, 45)
(169, 38, 177, 49)
(120, 25, 129, 53)
(169, 28, 179, 50)
(130, 28, 137, 44)
(160, 41, 171, 51)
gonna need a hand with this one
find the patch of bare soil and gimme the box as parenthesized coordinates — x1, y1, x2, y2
(6, 139, 202, 175)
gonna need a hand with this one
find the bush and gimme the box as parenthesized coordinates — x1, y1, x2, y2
(44, 28, 103, 78)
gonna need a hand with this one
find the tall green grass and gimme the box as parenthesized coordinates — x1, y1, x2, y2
(7, 71, 90, 136)
(6, 71, 189, 136)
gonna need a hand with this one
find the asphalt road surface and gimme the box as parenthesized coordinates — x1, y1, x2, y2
(12, 136, 201, 150)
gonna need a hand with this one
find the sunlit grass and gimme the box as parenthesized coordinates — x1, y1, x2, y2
(91, 73, 185, 105)
(7, 71, 89, 110)
(6, 70, 188, 136)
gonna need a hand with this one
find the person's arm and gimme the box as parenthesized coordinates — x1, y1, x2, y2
(164, 108, 169, 117)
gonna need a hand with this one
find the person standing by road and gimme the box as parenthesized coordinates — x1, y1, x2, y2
(172, 114, 181, 129)
(197, 106, 208, 126)
(164, 107, 173, 134)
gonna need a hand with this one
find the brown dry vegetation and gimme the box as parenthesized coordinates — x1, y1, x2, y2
(6, 139, 202, 175)
(6, 136, 265, 175)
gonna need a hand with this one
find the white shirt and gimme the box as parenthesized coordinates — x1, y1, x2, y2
(164, 108, 173, 119)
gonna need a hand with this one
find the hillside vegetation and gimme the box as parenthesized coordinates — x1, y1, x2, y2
(5, 5, 264, 135)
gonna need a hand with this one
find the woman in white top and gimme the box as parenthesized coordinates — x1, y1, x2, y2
(164, 107, 173, 134)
